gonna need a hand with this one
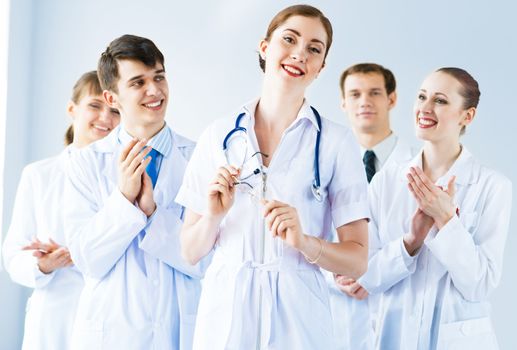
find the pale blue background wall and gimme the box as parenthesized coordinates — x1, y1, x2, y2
(1, 0, 516, 348)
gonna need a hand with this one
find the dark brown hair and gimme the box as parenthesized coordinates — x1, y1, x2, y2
(259, 5, 333, 72)
(339, 63, 396, 97)
(436, 67, 480, 109)
(64, 71, 103, 145)
(98, 34, 164, 92)
(436, 67, 480, 135)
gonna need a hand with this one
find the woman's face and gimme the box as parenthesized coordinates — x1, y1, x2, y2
(259, 15, 327, 89)
(413, 71, 474, 144)
(68, 92, 120, 148)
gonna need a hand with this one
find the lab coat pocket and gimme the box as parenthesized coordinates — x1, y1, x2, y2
(71, 319, 104, 350)
(437, 316, 498, 350)
(296, 271, 332, 332)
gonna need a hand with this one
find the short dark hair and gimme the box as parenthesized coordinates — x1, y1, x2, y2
(339, 63, 396, 98)
(98, 34, 165, 93)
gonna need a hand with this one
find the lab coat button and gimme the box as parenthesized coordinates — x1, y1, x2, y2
(153, 279, 159, 286)
(460, 322, 471, 336)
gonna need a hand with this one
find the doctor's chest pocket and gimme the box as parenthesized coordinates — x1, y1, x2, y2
(72, 319, 104, 350)
(437, 316, 498, 350)
(280, 156, 329, 205)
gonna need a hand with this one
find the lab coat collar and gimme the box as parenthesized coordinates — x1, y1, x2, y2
(401, 145, 478, 186)
(240, 97, 321, 132)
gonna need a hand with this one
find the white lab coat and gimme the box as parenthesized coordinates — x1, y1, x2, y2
(64, 126, 206, 350)
(327, 136, 414, 350)
(358, 147, 512, 350)
(176, 99, 370, 350)
(2, 147, 84, 350)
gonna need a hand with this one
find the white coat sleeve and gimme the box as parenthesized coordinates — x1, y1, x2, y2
(2, 166, 55, 288)
(139, 203, 209, 279)
(329, 132, 370, 228)
(176, 126, 218, 216)
(358, 172, 419, 294)
(425, 172, 512, 302)
(64, 149, 148, 280)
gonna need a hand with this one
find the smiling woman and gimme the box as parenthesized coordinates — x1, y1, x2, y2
(176, 4, 369, 349)
(1, 71, 120, 350)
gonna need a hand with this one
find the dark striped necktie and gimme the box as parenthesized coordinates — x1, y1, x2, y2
(363, 150, 376, 183)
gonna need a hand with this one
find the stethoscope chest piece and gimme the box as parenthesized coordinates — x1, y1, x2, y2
(311, 183, 323, 202)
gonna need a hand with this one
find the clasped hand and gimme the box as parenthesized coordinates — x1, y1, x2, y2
(118, 138, 156, 217)
(404, 166, 456, 255)
(334, 274, 369, 300)
(22, 237, 72, 274)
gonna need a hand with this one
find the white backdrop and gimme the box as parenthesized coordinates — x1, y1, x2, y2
(1, 0, 516, 349)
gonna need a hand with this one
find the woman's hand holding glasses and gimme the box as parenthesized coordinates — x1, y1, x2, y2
(207, 165, 240, 218)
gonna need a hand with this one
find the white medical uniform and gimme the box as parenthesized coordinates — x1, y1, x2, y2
(358, 147, 512, 350)
(2, 147, 84, 350)
(176, 99, 370, 350)
(64, 125, 206, 350)
(328, 133, 413, 350)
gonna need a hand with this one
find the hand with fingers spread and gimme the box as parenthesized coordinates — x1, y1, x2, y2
(22, 238, 73, 274)
(22, 237, 60, 255)
(334, 274, 369, 300)
(407, 166, 457, 229)
(403, 208, 435, 256)
(263, 200, 304, 249)
(137, 171, 157, 217)
(207, 166, 239, 218)
(118, 138, 152, 203)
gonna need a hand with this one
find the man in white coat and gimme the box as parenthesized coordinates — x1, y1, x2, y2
(330, 63, 413, 349)
(64, 35, 206, 350)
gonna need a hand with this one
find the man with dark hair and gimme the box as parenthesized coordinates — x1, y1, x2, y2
(330, 63, 413, 349)
(64, 34, 205, 350)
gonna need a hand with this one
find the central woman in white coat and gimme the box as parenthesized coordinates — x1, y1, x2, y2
(177, 5, 369, 349)
(358, 67, 512, 349)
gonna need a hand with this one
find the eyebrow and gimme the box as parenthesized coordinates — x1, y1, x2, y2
(347, 88, 383, 93)
(283, 29, 326, 47)
(420, 89, 448, 98)
(127, 69, 166, 84)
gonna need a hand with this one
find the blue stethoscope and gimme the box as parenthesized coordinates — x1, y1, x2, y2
(222, 106, 323, 202)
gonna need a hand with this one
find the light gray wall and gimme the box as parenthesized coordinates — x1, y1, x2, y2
(2, 1, 516, 349)
(0, 0, 34, 349)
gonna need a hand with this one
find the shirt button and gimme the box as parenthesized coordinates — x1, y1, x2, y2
(460, 322, 471, 336)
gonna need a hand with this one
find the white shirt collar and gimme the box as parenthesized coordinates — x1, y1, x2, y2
(360, 132, 397, 170)
(117, 123, 172, 157)
(241, 97, 321, 132)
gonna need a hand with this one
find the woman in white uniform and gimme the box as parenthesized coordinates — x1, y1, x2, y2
(357, 67, 512, 349)
(2, 71, 120, 350)
(176, 5, 369, 349)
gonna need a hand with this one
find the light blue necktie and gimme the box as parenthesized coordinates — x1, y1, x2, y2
(146, 148, 160, 188)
